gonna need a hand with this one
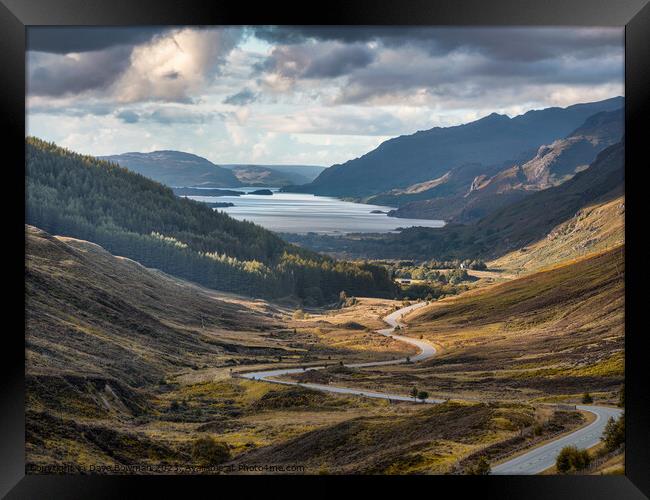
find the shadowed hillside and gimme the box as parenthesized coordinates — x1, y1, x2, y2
(291, 97, 622, 197)
(386, 109, 623, 223)
(283, 140, 624, 261)
(26, 225, 286, 387)
(25, 225, 297, 469)
(26, 138, 397, 303)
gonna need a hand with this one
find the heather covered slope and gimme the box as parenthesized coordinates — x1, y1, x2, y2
(402, 246, 624, 399)
(306, 246, 624, 404)
(25, 225, 289, 469)
(293, 97, 623, 197)
(490, 196, 624, 273)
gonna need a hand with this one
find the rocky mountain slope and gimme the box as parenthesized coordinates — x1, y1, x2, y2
(385, 108, 623, 223)
(291, 97, 623, 198)
(282, 140, 624, 261)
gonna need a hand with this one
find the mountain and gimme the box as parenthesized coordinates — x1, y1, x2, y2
(283, 140, 624, 261)
(99, 150, 242, 188)
(387, 108, 623, 222)
(221, 164, 326, 187)
(290, 97, 623, 198)
(27, 138, 397, 304)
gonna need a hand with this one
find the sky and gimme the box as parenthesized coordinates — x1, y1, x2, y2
(26, 26, 624, 166)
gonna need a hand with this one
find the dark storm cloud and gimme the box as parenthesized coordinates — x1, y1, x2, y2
(252, 26, 623, 105)
(28, 46, 132, 97)
(256, 43, 376, 80)
(27, 27, 170, 54)
(334, 48, 623, 104)
(223, 88, 258, 106)
(303, 45, 376, 78)
(253, 27, 622, 62)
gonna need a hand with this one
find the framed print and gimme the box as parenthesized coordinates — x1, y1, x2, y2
(2, 0, 649, 498)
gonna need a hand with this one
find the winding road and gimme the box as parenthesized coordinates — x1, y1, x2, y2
(491, 404, 623, 474)
(240, 301, 622, 474)
(240, 302, 444, 403)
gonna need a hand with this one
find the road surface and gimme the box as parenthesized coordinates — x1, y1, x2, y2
(240, 302, 444, 403)
(240, 301, 622, 473)
(490, 404, 623, 475)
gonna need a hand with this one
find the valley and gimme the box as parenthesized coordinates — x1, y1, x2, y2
(25, 99, 625, 476)
(26, 222, 624, 474)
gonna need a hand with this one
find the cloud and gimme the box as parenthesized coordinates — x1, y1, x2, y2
(27, 46, 132, 97)
(256, 42, 376, 80)
(112, 28, 243, 103)
(27, 27, 169, 54)
(332, 44, 623, 105)
(27, 27, 244, 105)
(254, 26, 622, 62)
(114, 106, 220, 125)
(251, 27, 623, 106)
(116, 110, 140, 123)
(223, 88, 258, 105)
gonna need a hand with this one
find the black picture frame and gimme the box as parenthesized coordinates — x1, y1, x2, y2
(2, 0, 648, 497)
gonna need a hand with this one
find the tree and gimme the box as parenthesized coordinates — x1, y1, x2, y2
(469, 456, 491, 475)
(417, 391, 429, 403)
(581, 392, 593, 404)
(556, 446, 591, 473)
(293, 309, 306, 320)
(602, 414, 625, 452)
(410, 387, 419, 401)
(191, 436, 231, 465)
(618, 384, 625, 408)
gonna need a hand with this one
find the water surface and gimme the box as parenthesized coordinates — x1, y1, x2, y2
(186, 187, 445, 234)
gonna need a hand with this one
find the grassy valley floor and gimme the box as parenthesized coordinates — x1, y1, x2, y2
(26, 225, 623, 474)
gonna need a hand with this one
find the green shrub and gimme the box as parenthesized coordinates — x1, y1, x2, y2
(191, 436, 231, 465)
(556, 446, 591, 473)
(602, 414, 625, 452)
(293, 309, 306, 320)
(467, 456, 491, 475)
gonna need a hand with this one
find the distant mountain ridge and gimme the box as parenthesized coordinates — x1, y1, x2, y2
(221, 164, 326, 187)
(99, 150, 242, 188)
(282, 140, 624, 262)
(387, 108, 623, 222)
(289, 97, 623, 198)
